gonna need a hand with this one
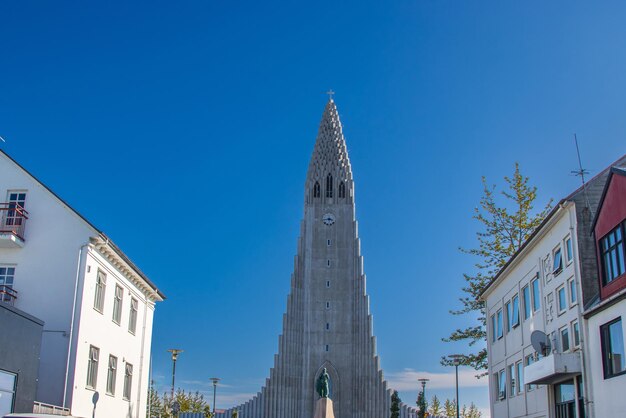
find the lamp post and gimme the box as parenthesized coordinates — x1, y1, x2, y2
(417, 378, 429, 399)
(448, 354, 463, 418)
(167, 349, 183, 399)
(210, 377, 221, 416)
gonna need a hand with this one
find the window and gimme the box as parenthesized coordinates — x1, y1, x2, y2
(522, 285, 531, 320)
(128, 298, 138, 334)
(94, 270, 107, 313)
(531, 277, 541, 312)
(516, 361, 524, 394)
(5, 191, 26, 227)
(568, 278, 577, 306)
(313, 182, 320, 198)
(525, 355, 536, 391)
(601, 317, 626, 378)
(511, 294, 520, 327)
(326, 280, 330, 288)
(325, 174, 333, 198)
(553, 247, 563, 275)
(496, 309, 503, 339)
(327, 259, 331, 267)
(498, 369, 506, 400)
(86, 345, 99, 389)
(565, 236, 573, 263)
(560, 326, 570, 352)
(0, 369, 17, 415)
(508, 364, 515, 397)
(0, 266, 16, 303)
(112, 285, 123, 324)
(326, 301, 330, 309)
(505, 301, 512, 332)
(491, 314, 496, 343)
(600, 224, 626, 285)
(106, 355, 117, 395)
(557, 286, 567, 314)
(326, 323, 329, 330)
(572, 321, 580, 347)
(327, 239, 331, 246)
(325, 345, 329, 352)
(338, 181, 346, 198)
(123, 363, 133, 400)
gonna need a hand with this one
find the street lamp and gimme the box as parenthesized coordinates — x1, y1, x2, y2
(167, 349, 183, 399)
(448, 354, 463, 418)
(210, 377, 221, 416)
(417, 378, 429, 398)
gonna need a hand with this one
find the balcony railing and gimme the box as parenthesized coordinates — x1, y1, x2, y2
(33, 401, 71, 416)
(0, 285, 17, 306)
(0, 203, 28, 243)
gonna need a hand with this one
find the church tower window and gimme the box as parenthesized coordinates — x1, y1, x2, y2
(313, 182, 321, 198)
(338, 182, 346, 198)
(326, 174, 333, 198)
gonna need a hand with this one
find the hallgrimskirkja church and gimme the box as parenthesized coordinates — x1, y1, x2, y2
(216, 99, 416, 418)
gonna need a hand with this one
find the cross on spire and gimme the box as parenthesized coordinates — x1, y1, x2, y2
(326, 89, 335, 100)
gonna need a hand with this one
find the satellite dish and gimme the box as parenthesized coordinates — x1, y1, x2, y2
(531, 330, 551, 356)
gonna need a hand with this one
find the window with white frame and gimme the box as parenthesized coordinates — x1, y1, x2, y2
(516, 361, 524, 394)
(505, 301, 512, 333)
(86, 345, 99, 389)
(531, 277, 541, 312)
(0, 266, 16, 303)
(94, 270, 107, 313)
(128, 298, 138, 334)
(496, 309, 503, 339)
(525, 354, 536, 391)
(0, 369, 17, 414)
(106, 355, 117, 395)
(572, 320, 580, 347)
(508, 364, 515, 397)
(568, 277, 577, 306)
(498, 369, 506, 400)
(123, 363, 133, 400)
(560, 326, 570, 352)
(557, 285, 567, 314)
(491, 314, 496, 343)
(522, 285, 531, 320)
(565, 236, 573, 263)
(511, 294, 520, 328)
(553, 246, 563, 275)
(112, 285, 123, 324)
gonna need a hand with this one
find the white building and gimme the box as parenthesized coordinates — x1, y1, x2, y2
(0, 149, 164, 418)
(480, 155, 626, 418)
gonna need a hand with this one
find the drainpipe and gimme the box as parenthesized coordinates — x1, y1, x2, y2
(63, 242, 89, 410)
(135, 294, 150, 418)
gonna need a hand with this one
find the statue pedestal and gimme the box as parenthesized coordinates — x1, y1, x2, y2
(313, 398, 335, 418)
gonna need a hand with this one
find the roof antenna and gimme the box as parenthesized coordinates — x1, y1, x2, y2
(571, 133, 591, 210)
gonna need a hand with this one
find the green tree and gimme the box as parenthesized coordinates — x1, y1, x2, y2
(442, 163, 552, 374)
(416, 390, 428, 418)
(428, 395, 441, 416)
(462, 403, 481, 418)
(390, 390, 401, 418)
(443, 398, 456, 418)
(162, 389, 211, 417)
(147, 385, 163, 417)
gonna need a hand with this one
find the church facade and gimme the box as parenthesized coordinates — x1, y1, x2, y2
(216, 99, 415, 418)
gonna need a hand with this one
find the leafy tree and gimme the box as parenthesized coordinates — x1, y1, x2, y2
(442, 163, 552, 374)
(443, 398, 456, 418)
(416, 390, 428, 418)
(390, 390, 401, 418)
(428, 395, 441, 416)
(147, 385, 164, 417)
(159, 388, 211, 417)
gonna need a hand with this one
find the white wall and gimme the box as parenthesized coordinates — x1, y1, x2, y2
(585, 302, 626, 418)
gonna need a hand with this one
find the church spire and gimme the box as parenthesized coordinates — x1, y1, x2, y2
(306, 98, 354, 205)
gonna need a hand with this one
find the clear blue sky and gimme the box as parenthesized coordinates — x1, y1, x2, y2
(2, 1, 626, 415)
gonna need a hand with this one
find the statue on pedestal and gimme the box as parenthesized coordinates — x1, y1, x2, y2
(316, 368, 330, 398)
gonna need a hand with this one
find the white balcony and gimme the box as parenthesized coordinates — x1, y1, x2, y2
(525, 352, 582, 385)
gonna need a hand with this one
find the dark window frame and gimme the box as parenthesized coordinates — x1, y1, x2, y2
(600, 221, 626, 286)
(601, 317, 626, 379)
